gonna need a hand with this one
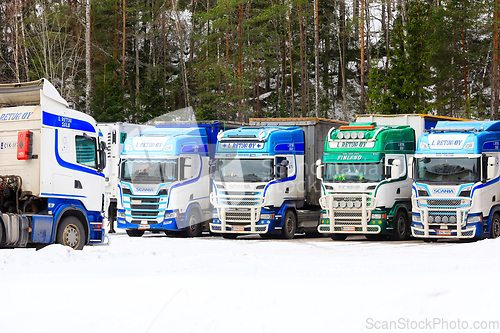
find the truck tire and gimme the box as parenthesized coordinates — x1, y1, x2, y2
(281, 210, 296, 239)
(56, 216, 85, 250)
(330, 234, 348, 241)
(126, 229, 145, 237)
(390, 210, 408, 241)
(183, 210, 202, 237)
(490, 213, 500, 239)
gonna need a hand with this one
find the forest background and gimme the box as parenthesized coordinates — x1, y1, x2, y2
(0, 0, 499, 123)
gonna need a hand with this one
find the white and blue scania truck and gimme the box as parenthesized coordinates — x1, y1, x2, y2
(411, 120, 500, 240)
(0, 79, 107, 250)
(116, 121, 237, 237)
(210, 118, 345, 239)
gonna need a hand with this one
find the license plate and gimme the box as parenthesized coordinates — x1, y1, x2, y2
(341, 226, 355, 231)
(131, 199, 141, 205)
(436, 229, 451, 235)
(138, 225, 150, 230)
(231, 226, 244, 231)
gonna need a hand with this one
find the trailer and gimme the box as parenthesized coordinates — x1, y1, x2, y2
(0, 79, 107, 250)
(210, 118, 346, 238)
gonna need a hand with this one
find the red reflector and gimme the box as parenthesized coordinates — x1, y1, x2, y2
(17, 130, 33, 160)
(339, 125, 375, 130)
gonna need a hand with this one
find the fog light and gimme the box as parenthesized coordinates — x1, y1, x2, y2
(442, 216, 449, 223)
(428, 216, 434, 223)
(434, 216, 441, 223)
(332, 200, 339, 208)
(450, 216, 457, 223)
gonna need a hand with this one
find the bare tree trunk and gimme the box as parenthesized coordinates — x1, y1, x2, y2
(13, 0, 20, 82)
(360, 0, 365, 113)
(86, 0, 91, 114)
(237, 4, 242, 121)
(122, 0, 126, 88)
(135, 9, 140, 109)
(461, 22, 469, 116)
(287, 10, 295, 117)
(299, 3, 306, 116)
(19, 0, 30, 81)
(172, 0, 191, 107)
(493, 0, 499, 120)
(314, 0, 320, 117)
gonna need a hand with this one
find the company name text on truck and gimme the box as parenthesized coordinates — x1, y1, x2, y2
(411, 121, 500, 240)
(0, 79, 107, 250)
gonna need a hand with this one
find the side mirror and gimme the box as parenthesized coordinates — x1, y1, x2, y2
(390, 160, 401, 180)
(316, 159, 323, 180)
(487, 156, 497, 180)
(407, 157, 414, 179)
(98, 141, 107, 172)
(209, 160, 216, 180)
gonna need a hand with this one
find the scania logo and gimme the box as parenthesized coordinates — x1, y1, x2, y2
(432, 188, 455, 194)
(135, 187, 155, 192)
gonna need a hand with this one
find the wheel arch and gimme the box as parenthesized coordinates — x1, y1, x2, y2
(278, 202, 298, 227)
(184, 203, 203, 226)
(54, 208, 90, 244)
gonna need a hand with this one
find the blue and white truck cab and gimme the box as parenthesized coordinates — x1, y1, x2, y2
(116, 122, 233, 237)
(210, 118, 344, 239)
(411, 121, 500, 240)
(0, 79, 107, 250)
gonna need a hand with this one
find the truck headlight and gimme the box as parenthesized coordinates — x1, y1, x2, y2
(321, 213, 329, 219)
(467, 215, 482, 223)
(260, 214, 275, 220)
(212, 212, 219, 219)
(372, 213, 384, 220)
(117, 211, 125, 218)
(164, 212, 178, 219)
(412, 214, 421, 222)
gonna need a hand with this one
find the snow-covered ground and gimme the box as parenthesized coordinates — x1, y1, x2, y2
(1, 231, 500, 333)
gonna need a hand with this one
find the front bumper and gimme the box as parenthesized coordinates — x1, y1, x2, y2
(412, 196, 473, 239)
(210, 192, 269, 234)
(317, 193, 378, 234)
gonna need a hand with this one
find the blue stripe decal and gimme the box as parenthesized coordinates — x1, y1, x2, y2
(43, 111, 96, 133)
(41, 192, 86, 198)
(471, 176, 500, 197)
(54, 129, 105, 178)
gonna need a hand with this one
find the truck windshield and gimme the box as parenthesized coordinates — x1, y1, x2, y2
(120, 159, 177, 184)
(324, 161, 384, 182)
(416, 157, 480, 183)
(215, 158, 273, 182)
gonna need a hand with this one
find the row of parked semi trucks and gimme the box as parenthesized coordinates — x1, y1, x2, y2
(0, 79, 499, 250)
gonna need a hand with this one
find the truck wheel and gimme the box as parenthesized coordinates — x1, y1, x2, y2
(390, 210, 408, 241)
(57, 216, 85, 250)
(222, 233, 238, 239)
(490, 213, 500, 239)
(183, 210, 202, 237)
(126, 229, 145, 237)
(281, 210, 296, 239)
(330, 234, 348, 241)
